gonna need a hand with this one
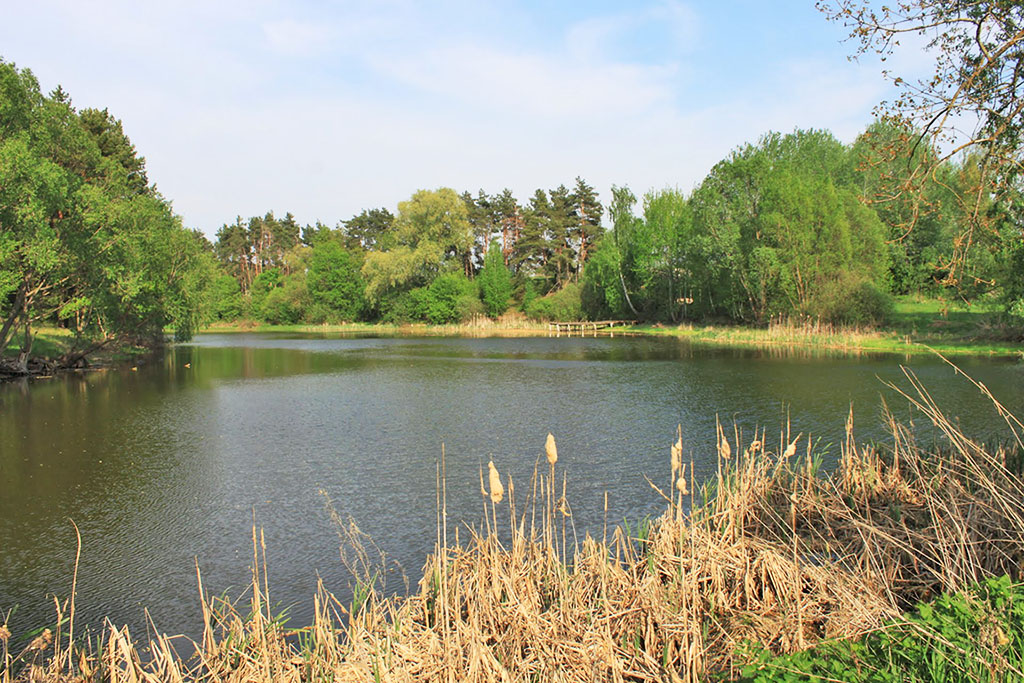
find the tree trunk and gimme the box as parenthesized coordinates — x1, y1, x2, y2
(618, 268, 640, 317)
(13, 314, 33, 375)
(0, 282, 27, 356)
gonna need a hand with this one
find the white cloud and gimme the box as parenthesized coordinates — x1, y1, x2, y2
(0, 0, 928, 235)
(371, 43, 676, 118)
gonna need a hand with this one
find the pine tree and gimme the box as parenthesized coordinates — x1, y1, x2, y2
(570, 177, 604, 280)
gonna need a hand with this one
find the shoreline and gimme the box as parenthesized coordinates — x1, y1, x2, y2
(5, 314, 1020, 384)
(197, 319, 1024, 359)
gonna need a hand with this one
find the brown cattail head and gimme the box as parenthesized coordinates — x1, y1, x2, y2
(676, 464, 689, 495)
(671, 442, 682, 474)
(29, 628, 52, 651)
(0, 624, 9, 643)
(784, 440, 798, 459)
(487, 460, 504, 504)
(718, 436, 731, 460)
(545, 433, 558, 466)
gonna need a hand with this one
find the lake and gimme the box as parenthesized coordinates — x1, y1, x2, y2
(1, 333, 1022, 640)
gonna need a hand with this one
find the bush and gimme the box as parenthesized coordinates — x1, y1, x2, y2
(378, 289, 418, 324)
(387, 274, 479, 324)
(258, 272, 307, 324)
(249, 268, 282, 316)
(525, 282, 583, 321)
(420, 273, 478, 323)
(809, 273, 893, 327)
(307, 241, 365, 322)
(519, 278, 539, 313)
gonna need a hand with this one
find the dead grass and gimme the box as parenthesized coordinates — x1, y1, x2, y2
(5, 365, 1024, 682)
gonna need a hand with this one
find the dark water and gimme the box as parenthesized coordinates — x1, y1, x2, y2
(1, 333, 1022, 640)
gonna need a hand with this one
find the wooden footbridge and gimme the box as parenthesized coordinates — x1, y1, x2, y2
(547, 320, 637, 336)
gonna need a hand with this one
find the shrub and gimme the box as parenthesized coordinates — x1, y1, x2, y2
(210, 274, 243, 321)
(307, 241, 365, 322)
(519, 278, 539, 313)
(525, 282, 583, 321)
(809, 273, 893, 327)
(425, 274, 477, 323)
(378, 289, 418, 324)
(401, 274, 479, 324)
(259, 274, 307, 324)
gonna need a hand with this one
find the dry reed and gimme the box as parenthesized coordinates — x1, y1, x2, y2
(5, 367, 1024, 682)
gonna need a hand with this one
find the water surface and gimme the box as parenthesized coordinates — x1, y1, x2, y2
(1, 334, 1021, 639)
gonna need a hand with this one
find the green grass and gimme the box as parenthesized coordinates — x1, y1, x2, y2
(1, 327, 75, 360)
(2, 327, 154, 367)
(635, 296, 1023, 358)
(735, 575, 1024, 682)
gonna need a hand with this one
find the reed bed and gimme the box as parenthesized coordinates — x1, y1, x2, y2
(4, 366, 1024, 682)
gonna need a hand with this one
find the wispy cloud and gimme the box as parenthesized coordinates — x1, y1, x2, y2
(0, 1, 925, 234)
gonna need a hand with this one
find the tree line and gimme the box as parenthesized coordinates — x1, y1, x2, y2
(4, 55, 1023, 375)
(206, 179, 604, 325)
(207, 123, 1023, 329)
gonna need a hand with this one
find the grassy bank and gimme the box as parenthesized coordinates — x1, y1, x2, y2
(5, 369, 1024, 681)
(198, 298, 1023, 358)
(636, 297, 1023, 358)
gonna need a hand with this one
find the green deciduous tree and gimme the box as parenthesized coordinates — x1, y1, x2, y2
(307, 240, 365, 322)
(477, 241, 512, 317)
(820, 0, 1024, 295)
(689, 129, 890, 324)
(0, 59, 211, 370)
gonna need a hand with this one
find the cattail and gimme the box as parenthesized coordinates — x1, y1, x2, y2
(718, 435, 731, 460)
(676, 464, 689, 495)
(0, 624, 9, 643)
(487, 460, 504, 504)
(545, 433, 558, 466)
(671, 437, 682, 474)
(784, 440, 797, 459)
(28, 628, 51, 651)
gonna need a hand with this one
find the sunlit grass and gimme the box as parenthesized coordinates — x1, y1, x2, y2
(0, 327, 75, 360)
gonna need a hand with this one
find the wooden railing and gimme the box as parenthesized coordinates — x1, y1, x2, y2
(547, 320, 637, 336)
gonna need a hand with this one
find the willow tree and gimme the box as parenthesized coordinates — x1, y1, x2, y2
(361, 188, 473, 303)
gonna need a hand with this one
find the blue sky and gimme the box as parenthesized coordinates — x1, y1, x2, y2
(0, 1, 925, 237)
